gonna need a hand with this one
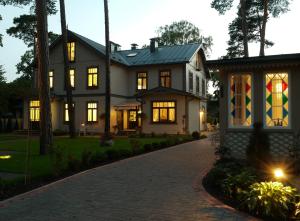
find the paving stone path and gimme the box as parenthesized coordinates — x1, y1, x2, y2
(0, 138, 259, 221)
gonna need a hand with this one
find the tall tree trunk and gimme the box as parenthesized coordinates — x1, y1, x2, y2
(240, 0, 249, 57)
(35, 0, 53, 155)
(260, 0, 268, 56)
(59, 0, 75, 138)
(103, 0, 111, 139)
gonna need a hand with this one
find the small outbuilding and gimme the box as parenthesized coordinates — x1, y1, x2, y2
(207, 53, 300, 159)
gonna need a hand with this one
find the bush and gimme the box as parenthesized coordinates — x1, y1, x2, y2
(221, 169, 257, 199)
(118, 148, 133, 158)
(240, 182, 297, 220)
(247, 122, 271, 169)
(160, 141, 169, 148)
(192, 131, 200, 140)
(144, 143, 153, 152)
(81, 149, 93, 169)
(106, 149, 120, 160)
(51, 145, 65, 176)
(130, 139, 142, 155)
(90, 151, 107, 166)
(151, 142, 160, 149)
(67, 154, 80, 172)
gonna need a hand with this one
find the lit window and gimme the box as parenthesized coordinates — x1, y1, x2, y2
(67, 42, 75, 62)
(137, 72, 147, 90)
(87, 102, 98, 123)
(49, 71, 54, 89)
(69, 69, 75, 88)
(129, 111, 137, 122)
(64, 103, 75, 122)
(265, 73, 289, 127)
(152, 102, 176, 123)
(189, 72, 193, 92)
(160, 71, 171, 88)
(29, 100, 40, 122)
(87, 67, 98, 88)
(229, 74, 252, 127)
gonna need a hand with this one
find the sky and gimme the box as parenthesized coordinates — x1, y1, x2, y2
(0, 0, 300, 82)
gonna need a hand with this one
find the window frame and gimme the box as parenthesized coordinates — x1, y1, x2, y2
(136, 71, 148, 91)
(151, 100, 177, 124)
(159, 70, 172, 88)
(189, 72, 194, 92)
(49, 70, 54, 90)
(263, 71, 291, 129)
(65, 68, 75, 90)
(86, 66, 99, 89)
(29, 100, 40, 122)
(67, 41, 76, 63)
(63, 102, 75, 124)
(196, 76, 200, 94)
(86, 101, 98, 124)
(228, 73, 254, 129)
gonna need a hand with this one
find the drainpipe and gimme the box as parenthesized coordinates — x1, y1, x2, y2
(185, 95, 195, 135)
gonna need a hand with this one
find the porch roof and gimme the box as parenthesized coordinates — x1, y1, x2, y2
(206, 53, 300, 71)
(114, 101, 140, 110)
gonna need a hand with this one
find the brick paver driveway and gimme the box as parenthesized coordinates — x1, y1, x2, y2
(0, 138, 258, 221)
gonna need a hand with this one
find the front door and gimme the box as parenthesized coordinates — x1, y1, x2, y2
(128, 110, 137, 129)
(117, 110, 124, 130)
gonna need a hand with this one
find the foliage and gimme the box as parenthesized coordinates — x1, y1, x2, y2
(215, 145, 232, 159)
(246, 122, 271, 169)
(0, 65, 6, 83)
(81, 149, 93, 169)
(143, 143, 153, 152)
(156, 20, 213, 55)
(67, 154, 80, 172)
(100, 133, 114, 146)
(130, 139, 142, 154)
(191, 131, 200, 140)
(0, 14, 2, 47)
(51, 145, 65, 176)
(241, 182, 297, 220)
(222, 169, 257, 198)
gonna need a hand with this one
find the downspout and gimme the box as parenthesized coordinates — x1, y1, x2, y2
(185, 95, 195, 135)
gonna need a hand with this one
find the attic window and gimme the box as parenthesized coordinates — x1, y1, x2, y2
(127, 53, 138, 57)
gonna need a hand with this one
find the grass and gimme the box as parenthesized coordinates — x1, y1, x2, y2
(0, 136, 165, 180)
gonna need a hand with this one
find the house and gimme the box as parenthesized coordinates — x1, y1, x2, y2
(23, 30, 209, 135)
(207, 53, 300, 159)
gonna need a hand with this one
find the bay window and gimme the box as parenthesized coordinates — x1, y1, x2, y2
(152, 101, 176, 123)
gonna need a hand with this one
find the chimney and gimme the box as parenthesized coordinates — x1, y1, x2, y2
(131, 43, 138, 50)
(110, 41, 121, 53)
(150, 38, 159, 53)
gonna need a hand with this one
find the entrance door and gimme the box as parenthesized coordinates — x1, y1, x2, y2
(117, 110, 124, 130)
(128, 110, 137, 129)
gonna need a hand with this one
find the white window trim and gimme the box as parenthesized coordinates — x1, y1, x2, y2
(228, 73, 254, 129)
(263, 71, 291, 130)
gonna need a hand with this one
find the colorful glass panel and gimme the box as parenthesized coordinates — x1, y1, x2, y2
(265, 73, 289, 127)
(229, 74, 252, 127)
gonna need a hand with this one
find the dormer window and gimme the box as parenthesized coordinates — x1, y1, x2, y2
(67, 42, 76, 62)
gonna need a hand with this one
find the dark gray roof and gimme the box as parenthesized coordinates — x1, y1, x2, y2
(50, 30, 202, 67)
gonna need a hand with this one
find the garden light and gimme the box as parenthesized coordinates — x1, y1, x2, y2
(0, 155, 11, 160)
(274, 168, 285, 179)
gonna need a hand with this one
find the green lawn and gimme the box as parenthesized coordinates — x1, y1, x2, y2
(0, 136, 166, 180)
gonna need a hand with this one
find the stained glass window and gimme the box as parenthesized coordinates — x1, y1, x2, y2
(265, 73, 289, 127)
(229, 74, 252, 127)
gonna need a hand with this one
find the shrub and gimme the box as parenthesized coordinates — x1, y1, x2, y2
(90, 151, 107, 165)
(130, 139, 142, 154)
(191, 131, 200, 140)
(151, 142, 160, 149)
(241, 182, 297, 220)
(144, 143, 153, 152)
(51, 145, 65, 176)
(67, 154, 80, 172)
(246, 122, 271, 169)
(118, 148, 133, 158)
(221, 169, 257, 199)
(160, 141, 168, 148)
(81, 149, 93, 169)
(106, 149, 120, 160)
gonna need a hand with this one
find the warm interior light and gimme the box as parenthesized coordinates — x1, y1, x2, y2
(274, 168, 284, 179)
(0, 155, 11, 160)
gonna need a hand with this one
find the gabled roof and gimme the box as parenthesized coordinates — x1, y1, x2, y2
(50, 30, 204, 67)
